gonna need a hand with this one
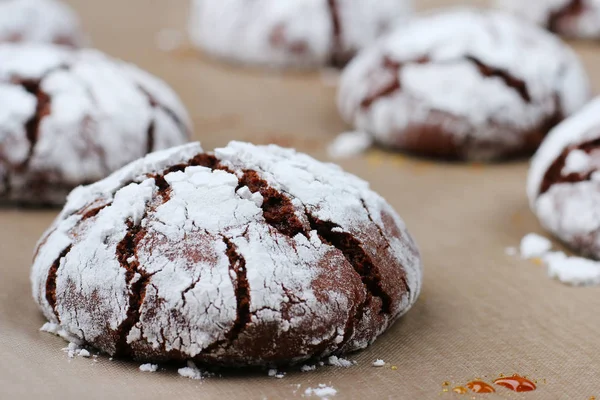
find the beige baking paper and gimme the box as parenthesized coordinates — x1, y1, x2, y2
(2, 0, 600, 398)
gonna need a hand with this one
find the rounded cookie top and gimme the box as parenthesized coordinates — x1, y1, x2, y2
(0, 44, 191, 205)
(338, 8, 590, 161)
(495, 0, 600, 39)
(0, 0, 84, 46)
(528, 98, 600, 258)
(31, 141, 422, 366)
(188, 0, 412, 68)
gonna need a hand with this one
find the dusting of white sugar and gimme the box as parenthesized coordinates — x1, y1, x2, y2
(545, 251, 600, 286)
(327, 355, 355, 368)
(305, 384, 337, 398)
(139, 363, 158, 372)
(301, 364, 316, 372)
(178, 361, 206, 380)
(372, 359, 385, 367)
(520, 233, 552, 259)
(328, 131, 373, 159)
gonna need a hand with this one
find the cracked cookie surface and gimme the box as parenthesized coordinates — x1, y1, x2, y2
(188, 0, 411, 68)
(338, 9, 591, 161)
(0, 44, 191, 205)
(31, 141, 422, 366)
(528, 97, 600, 259)
(0, 0, 83, 46)
(496, 0, 600, 39)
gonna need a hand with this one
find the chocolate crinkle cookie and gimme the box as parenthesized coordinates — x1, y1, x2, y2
(496, 0, 600, 39)
(528, 97, 600, 260)
(188, 0, 412, 68)
(0, 0, 83, 46)
(338, 9, 591, 161)
(31, 141, 422, 366)
(0, 44, 191, 205)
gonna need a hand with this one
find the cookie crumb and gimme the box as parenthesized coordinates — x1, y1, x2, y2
(139, 363, 158, 372)
(520, 233, 552, 259)
(78, 349, 90, 358)
(178, 361, 205, 380)
(372, 359, 385, 367)
(328, 131, 372, 159)
(545, 251, 600, 286)
(327, 355, 355, 368)
(305, 384, 337, 398)
(301, 364, 317, 372)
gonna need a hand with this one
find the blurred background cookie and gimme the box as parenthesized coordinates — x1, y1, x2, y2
(528, 97, 600, 259)
(496, 0, 600, 39)
(0, 0, 84, 46)
(0, 44, 191, 206)
(337, 8, 591, 161)
(188, 0, 412, 68)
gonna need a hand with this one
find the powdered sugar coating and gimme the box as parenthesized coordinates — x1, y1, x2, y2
(0, 44, 191, 205)
(188, 0, 412, 68)
(338, 8, 590, 161)
(32, 141, 422, 366)
(528, 98, 600, 259)
(496, 0, 600, 39)
(0, 0, 83, 46)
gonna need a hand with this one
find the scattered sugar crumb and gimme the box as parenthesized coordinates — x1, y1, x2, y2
(40, 322, 83, 345)
(305, 384, 337, 398)
(268, 368, 277, 377)
(156, 29, 185, 52)
(328, 131, 372, 159)
(78, 349, 90, 358)
(372, 359, 385, 367)
(318, 361, 325, 366)
(139, 363, 158, 372)
(301, 364, 317, 372)
(505, 247, 517, 256)
(520, 233, 552, 259)
(320, 68, 341, 87)
(327, 355, 355, 368)
(545, 251, 600, 286)
(275, 372, 285, 379)
(178, 361, 205, 380)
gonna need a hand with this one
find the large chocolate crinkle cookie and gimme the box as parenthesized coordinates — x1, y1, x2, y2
(528, 97, 600, 260)
(338, 8, 591, 161)
(496, 0, 600, 39)
(188, 0, 412, 68)
(0, 0, 83, 46)
(0, 44, 191, 205)
(32, 141, 422, 366)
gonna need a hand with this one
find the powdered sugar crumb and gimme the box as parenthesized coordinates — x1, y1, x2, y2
(61, 342, 91, 359)
(301, 364, 317, 372)
(327, 355, 355, 368)
(139, 363, 158, 372)
(156, 29, 185, 52)
(40, 322, 83, 345)
(304, 384, 337, 398)
(372, 359, 385, 367)
(545, 251, 600, 286)
(178, 361, 206, 380)
(520, 233, 552, 259)
(78, 349, 90, 358)
(268, 369, 277, 377)
(328, 131, 373, 159)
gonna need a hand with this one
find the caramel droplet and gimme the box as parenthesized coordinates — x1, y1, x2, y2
(466, 381, 495, 393)
(453, 387, 468, 394)
(494, 375, 536, 392)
